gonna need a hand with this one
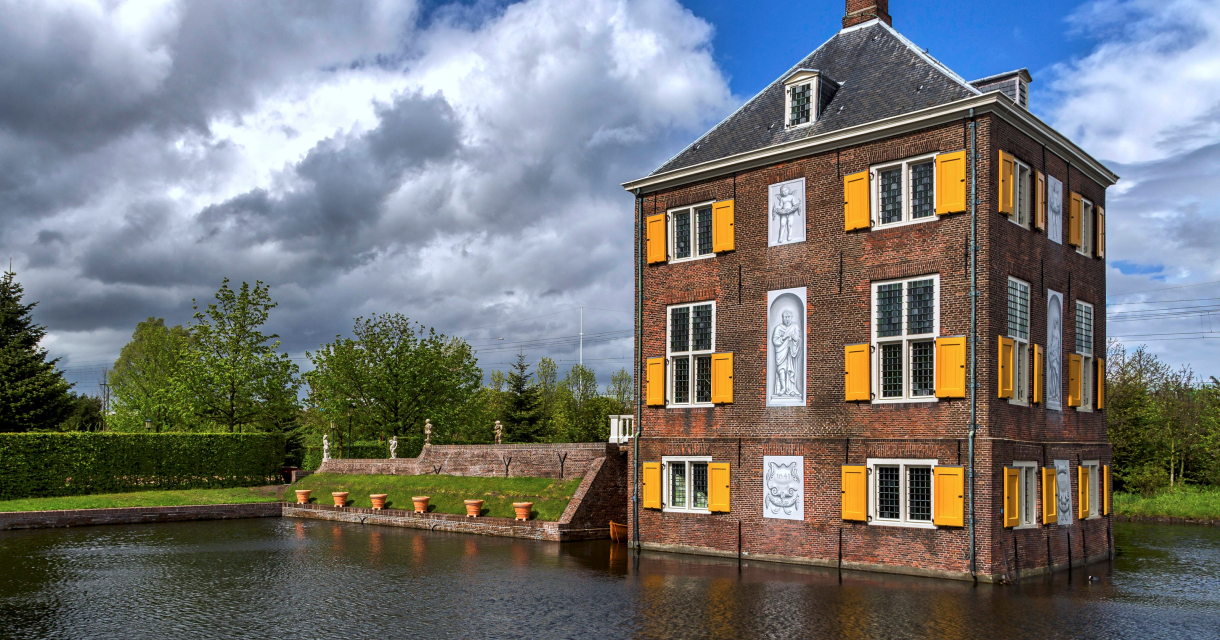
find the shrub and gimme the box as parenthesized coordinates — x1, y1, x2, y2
(0, 433, 285, 500)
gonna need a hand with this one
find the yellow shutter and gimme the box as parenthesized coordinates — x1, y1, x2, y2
(933, 466, 965, 527)
(646, 357, 665, 406)
(841, 465, 867, 521)
(844, 170, 871, 231)
(1079, 466, 1090, 520)
(998, 151, 1015, 215)
(642, 462, 661, 509)
(935, 336, 966, 398)
(1003, 467, 1020, 528)
(1096, 206, 1105, 258)
(935, 150, 967, 215)
(1097, 357, 1106, 410)
(708, 462, 730, 512)
(1067, 353, 1083, 407)
(712, 200, 735, 253)
(1042, 467, 1057, 524)
(1103, 465, 1111, 516)
(1069, 192, 1083, 247)
(998, 336, 1015, 399)
(1035, 170, 1047, 230)
(646, 213, 667, 263)
(710, 352, 734, 404)
(1033, 344, 1044, 404)
(844, 344, 871, 401)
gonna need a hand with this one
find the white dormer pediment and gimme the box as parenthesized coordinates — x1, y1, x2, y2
(782, 69, 822, 86)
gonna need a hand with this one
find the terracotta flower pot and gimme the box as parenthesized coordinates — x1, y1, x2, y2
(294, 489, 311, 504)
(513, 502, 533, 521)
(370, 494, 388, 510)
(332, 491, 350, 507)
(412, 496, 431, 513)
(464, 499, 484, 518)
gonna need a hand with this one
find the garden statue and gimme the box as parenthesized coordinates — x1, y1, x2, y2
(424, 419, 432, 447)
(322, 435, 331, 462)
(389, 436, 397, 459)
(495, 420, 502, 445)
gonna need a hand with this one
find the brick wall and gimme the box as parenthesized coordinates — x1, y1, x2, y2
(628, 115, 1112, 581)
(317, 443, 616, 480)
(0, 502, 282, 531)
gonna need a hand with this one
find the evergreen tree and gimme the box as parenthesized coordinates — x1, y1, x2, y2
(503, 353, 544, 442)
(0, 270, 72, 432)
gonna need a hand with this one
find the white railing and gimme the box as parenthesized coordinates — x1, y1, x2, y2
(608, 415, 636, 445)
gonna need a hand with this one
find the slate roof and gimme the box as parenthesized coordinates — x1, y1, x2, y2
(650, 20, 981, 176)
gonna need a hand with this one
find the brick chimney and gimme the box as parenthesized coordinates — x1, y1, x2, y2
(844, 0, 891, 28)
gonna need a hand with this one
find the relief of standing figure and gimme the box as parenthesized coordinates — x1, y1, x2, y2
(771, 310, 802, 398)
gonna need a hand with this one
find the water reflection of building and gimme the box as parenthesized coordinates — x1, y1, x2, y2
(621, 0, 1114, 582)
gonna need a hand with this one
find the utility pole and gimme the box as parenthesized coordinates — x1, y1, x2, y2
(98, 369, 110, 432)
(579, 306, 584, 367)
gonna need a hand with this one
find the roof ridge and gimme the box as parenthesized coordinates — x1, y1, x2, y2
(647, 24, 853, 179)
(874, 21, 981, 96)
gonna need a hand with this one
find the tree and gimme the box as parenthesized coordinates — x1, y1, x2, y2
(608, 368, 634, 412)
(0, 270, 72, 432)
(305, 313, 483, 456)
(179, 279, 300, 432)
(61, 393, 104, 431)
(503, 353, 545, 442)
(108, 318, 191, 432)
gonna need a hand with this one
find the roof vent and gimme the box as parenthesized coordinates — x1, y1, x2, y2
(970, 69, 1032, 110)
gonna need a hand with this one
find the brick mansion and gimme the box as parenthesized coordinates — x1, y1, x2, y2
(621, 0, 1116, 581)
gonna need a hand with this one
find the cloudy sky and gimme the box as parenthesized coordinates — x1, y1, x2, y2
(3, 0, 1219, 394)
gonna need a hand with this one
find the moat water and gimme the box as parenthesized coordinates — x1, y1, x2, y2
(1, 519, 1217, 639)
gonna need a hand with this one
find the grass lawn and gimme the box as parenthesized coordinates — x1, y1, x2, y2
(0, 485, 287, 513)
(1115, 485, 1220, 520)
(289, 473, 582, 521)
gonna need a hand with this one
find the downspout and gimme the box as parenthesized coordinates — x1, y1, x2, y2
(633, 189, 643, 551)
(967, 108, 979, 582)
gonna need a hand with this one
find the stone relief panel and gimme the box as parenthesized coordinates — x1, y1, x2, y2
(1055, 459, 1074, 525)
(767, 287, 807, 407)
(1047, 175, 1063, 245)
(1047, 289, 1064, 411)
(768, 178, 806, 246)
(763, 455, 804, 520)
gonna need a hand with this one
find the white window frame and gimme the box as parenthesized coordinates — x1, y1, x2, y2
(870, 153, 938, 229)
(1013, 461, 1039, 529)
(1008, 277, 1032, 406)
(866, 458, 938, 529)
(666, 301, 716, 408)
(1010, 159, 1033, 229)
(661, 455, 712, 514)
(1078, 197, 1094, 256)
(667, 200, 716, 264)
(871, 274, 940, 404)
(1082, 459, 1101, 519)
(1076, 300, 1094, 413)
(783, 70, 821, 129)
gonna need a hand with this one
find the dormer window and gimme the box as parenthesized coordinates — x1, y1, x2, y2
(783, 69, 838, 129)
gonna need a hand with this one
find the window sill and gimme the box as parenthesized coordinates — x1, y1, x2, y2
(868, 520, 937, 530)
(663, 508, 711, 515)
(872, 397, 938, 405)
(667, 253, 715, 265)
(666, 403, 714, 409)
(873, 215, 938, 231)
(1014, 524, 1040, 531)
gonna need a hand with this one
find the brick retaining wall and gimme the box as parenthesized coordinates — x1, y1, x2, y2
(317, 442, 618, 480)
(0, 502, 283, 531)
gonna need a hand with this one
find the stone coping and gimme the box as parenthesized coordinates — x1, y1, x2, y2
(0, 502, 283, 531)
(282, 502, 609, 541)
(1114, 514, 1219, 527)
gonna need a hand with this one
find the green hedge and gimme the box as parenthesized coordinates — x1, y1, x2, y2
(0, 433, 286, 500)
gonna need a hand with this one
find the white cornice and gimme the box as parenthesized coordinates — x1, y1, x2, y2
(622, 93, 1119, 194)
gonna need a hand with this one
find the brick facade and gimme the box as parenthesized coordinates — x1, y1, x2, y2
(628, 114, 1113, 582)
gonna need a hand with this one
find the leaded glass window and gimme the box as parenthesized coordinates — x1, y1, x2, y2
(1076, 301, 1093, 357)
(873, 276, 938, 401)
(908, 467, 932, 521)
(664, 458, 711, 512)
(668, 302, 715, 406)
(669, 462, 686, 509)
(873, 155, 938, 227)
(880, 168, 903, 224)
(878, 466, 900, 519)
(910, 161, 934, 219)
(692, 462, 708, 509)
(1008, 279, 1030, 341)
(789, 83, 811, 126)
(673, 209, 690, 259)
(696, 206, 713, 256)
(667, 204, 715, 263)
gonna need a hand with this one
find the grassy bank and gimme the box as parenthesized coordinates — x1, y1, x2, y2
(1116, 485, 1220, 520)
(0, 485, 286, 512)
(290, 473, 582, 521)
